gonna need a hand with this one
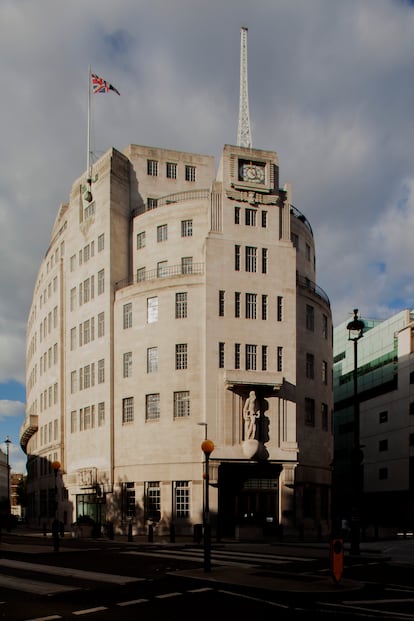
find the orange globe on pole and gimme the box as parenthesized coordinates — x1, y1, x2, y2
(51, 461, 61, 472)
(201, 439, 215, 455)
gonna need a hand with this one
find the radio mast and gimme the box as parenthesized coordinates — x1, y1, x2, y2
(237, 26, 252, 148)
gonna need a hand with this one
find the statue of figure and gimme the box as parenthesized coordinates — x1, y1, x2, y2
(243, 390, 260, 440)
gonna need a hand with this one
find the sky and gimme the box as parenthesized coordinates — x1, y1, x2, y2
(2, 0, 414, 474)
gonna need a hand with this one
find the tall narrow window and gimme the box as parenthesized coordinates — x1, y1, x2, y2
(306, 305, 315, 331)
(137, 231, 146, 249)
(261, 210, 268, 227)
(181, 220, 193, 237)
(261, 294, 268, 320)
(219, 290, 225, 317)
(321, 403, 329, 431)
(245, 344, 257, 370)
(147, 297, 158, 323)
(261, 345, 268, 371)
(185, 165, 196, 182)
(245, 208, 256, 226)
(98, 233, 104, 252)
(145, 482, 161, 521)
(277, 346, 283, 372)
(157, 224, 168, 242)
(123, 303, 132, 329)
(322, 314, 328, 339)
(235, 343, 241, 369)
(175, 344, 188, 369)
(124, 482, 136, 518)
(146, 393, 160, 421)
(305, 398, 315, 426)
(245, 246, 257, 272)
(122, 397, 134, 423)
(157, 261, 168, 278)
(322, 360, 328, 385)
(175, 481, 190, 518)
(277, 296, 283, 322)
(147, 159, 158, 176)
(235, 291, 241, 317)
(174, 391, 190, 418)
(234, 206, 240, 224)
(262, 248, 268, 274)
(245, 293, 257, 319)
(175, 292, 187, 318)
(306, 353, 315, 379)
(98, 312, 104, 337)
(147, 347, 158, 373)
(235, 245, 241, 271)
(97, 359, 105, 384)
(219, 342, 225, 368)
(123, 352, 132, 378)
(181, 256, 193, 274)
(97, 269, 104, 295)
(98, 402, 105, 426)
(166, 162, 177, 179)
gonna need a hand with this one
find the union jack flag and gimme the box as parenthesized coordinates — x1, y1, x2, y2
(91, 73, 120, 96)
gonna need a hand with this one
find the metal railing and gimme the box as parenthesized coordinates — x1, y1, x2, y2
(296, 273, 330, 307)
(115, 262, 205, 291)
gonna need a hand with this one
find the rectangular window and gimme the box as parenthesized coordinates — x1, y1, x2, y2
(146, 482, 160, 521)
(137, 267, 146, 282)
(123, 303, 132, 329)
(125, 482, 136, 518)
(262, 248, 268, 274)
(71, 411, 77, 433)
(181, 256, 193, 274)
(261, 210, 268, 228)
(97, 359, 104, 384)
(322, 314, 328, 339)
(235, 245, 241, 271)
(123, 352, 132, 378)
(137, 231, 146, 249)
(146, 393, 160, 421)
(166, 162, 177, 179)
(147, 159, 158, 176)
(379, 439, 388, 452)
(70, 254, 76, 271)
(305, 397, 315, 426)
(98, 312, 104, 337)
(291, 233, 299, 249)
(235, 343, 241, 369)
(98, 402, 105, 426)
(261, 345, 268, 371)
(83, 364, 91, 389)
(181, 220, 193, 237)
(175, 292, 187, 318)
(70, 287, 76, 311)
(379, 467, 388, 480)
(321, 403, 329, 431)
(83, 319, 90, 344)
(147, 347, 158, 373)
(277, 346, 283, 372)
(122, 397, 134, 423)
(235, 292, 241, 318)
(261, 294, 267, 320)
(97, 270, 104, 295)
(98, 233, 104, 252)
(245, 293, 257, 319)
(245, 246, 257, 272)
(157, 261, 168, 278)
(306, 243, 311, 261)
(175, 481, 190, 518)
(174, 391, 190, 418)
(70, 327, 77, 351)
(147, 297, 158, 323)
(83, 278, 90, 303)
(245, 344, 257, 371)
(157, 224, 168, 242)
(234, 206, 240, 224)
(70, 370, 77, 394)
(175, 344, 188, 370)
(84, 406, 92, 430)
(306, 353, 315, 379)
(277, 296, 283, 322)
(219, 290, 225, 317)
(245, 208, 256, 226)
(379, 410, 388, 423)
(147, 197, 158, 210)
(322, 360, 328, 385)
(219, 342, 225, 369)
(306, 305, 315, 331)
(185, 165, 196, 182)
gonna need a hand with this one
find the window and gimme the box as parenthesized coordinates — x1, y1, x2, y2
(137, 231, 145, 249)
(322, 314, 328, 339)
(147, 347, 158, 373)
(185, 165, 195, 182)
(175, 481, 190, 518)
(306, 353, 315, 379)
(71, 411, 77, 433)
(83, 278, 90, 303)
(123, 352, 132, 378)
(321, 403, 329, 430)
(166, 162, 177, 179)
(305, 398, 315, 426)
(122, 397, 134, 423)
(245, 293, 257, 319)
(306, 305, 315, 331)
(410, 433, 414, 447)
(181, 219, 193, 237)
(175, 292, 187, 318)
(235, 292, 241, 318)
(277, 346, 283, 372)
(175, 344, 187, 369)
(124, 482, 136, 518)
(379, 411, 388, 423)
(379, 467, 388, 480)
(98, 269, 104, 295)
(98, 312, 104, 337)
(379, 439, 388, 452)
(245, 208, 256, 226)
(245, 246, 257, 272)
(219, 290, 225, 317)
(235, 245, 241, 271)
(181, 256, 193, 274)
(146, 393, 160, 421)
(234, 206, 240, 224)
(410, 402, 414, 416)
(261, 345, 268, 371)
(147, 197, 158, 210)
(157, 261, 168, 278)
(219, 342, 225, 368)
(291, 233, 299, 249)
(70, 287, 76, 311)
(70, 254, 76, 271)
(235, 343, 240, 369)
(261, 295, 267, 320)
(245, 344, 257, 370)
(147, 297, 158, 323)
(70, 371, 77, 394)
(410, 371, 414, 384)
(306, 243, 311, 261)
(70, 327, 77, 351)
(277, 296, 283, 322)
(83, 364, 91, 389)
(98, 359, 105, 384)
(83, 245, 90, 263)
(123, 303, 132, 329)
(146, 482, 161, 521)
(174, 391, 190, 418)
(157, 224, 168, 242)
(83, 406, 92, 430)
(98, 402, 105, 426)
(147, 159, 158, 176)
(261, 210, 267, 227)
(322, 360, 328, 385)
(137, 267, 145, 282)
(98, 233, 104, 252)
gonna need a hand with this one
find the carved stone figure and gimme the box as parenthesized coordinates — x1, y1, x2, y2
(243, 390, 260, 440)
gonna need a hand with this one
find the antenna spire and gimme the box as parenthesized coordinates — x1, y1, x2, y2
(237, 26, 252, 148)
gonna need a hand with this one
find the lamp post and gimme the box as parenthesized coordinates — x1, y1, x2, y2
(51, 461, 61, 552)
(4, 437, 11, 514)
(346, 309, 365, 556)
(201, 438, 214, 572)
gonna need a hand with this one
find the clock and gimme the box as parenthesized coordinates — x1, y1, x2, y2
(240, 162, 265, 184)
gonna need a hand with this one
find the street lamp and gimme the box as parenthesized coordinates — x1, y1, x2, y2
(201, 438, 214, 572)
(51, 460, 61, 552)
(4, 437, 11, 514)
(347, 308, 365, 555)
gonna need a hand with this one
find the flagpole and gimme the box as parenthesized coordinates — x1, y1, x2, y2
(87, 65, 91, 179)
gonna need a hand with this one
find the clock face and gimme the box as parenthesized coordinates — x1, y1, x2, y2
(240, 163, 265, 183)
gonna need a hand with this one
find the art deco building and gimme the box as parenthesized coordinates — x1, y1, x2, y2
(22, 142, 333, 539)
